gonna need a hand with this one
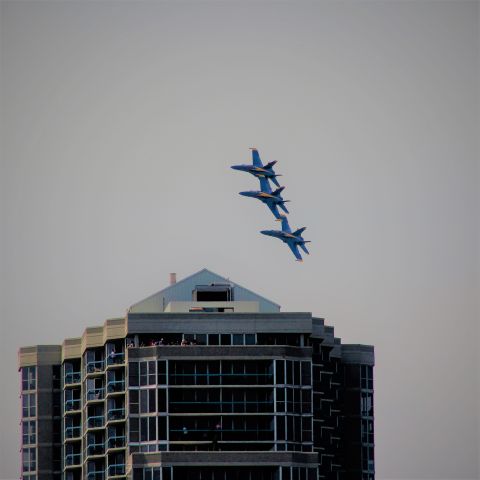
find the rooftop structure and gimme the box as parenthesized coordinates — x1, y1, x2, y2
(18, 269, 375, 480)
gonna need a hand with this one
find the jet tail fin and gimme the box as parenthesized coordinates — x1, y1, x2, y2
(279, 202, 289, 214)
(272, 186, 285, 196)
(293, 227, 306, 237)
(265, 160, 277, 170)
(251, 148, 262, 167)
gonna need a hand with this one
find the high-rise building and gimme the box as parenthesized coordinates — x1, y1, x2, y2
(18, 269, 374, 480)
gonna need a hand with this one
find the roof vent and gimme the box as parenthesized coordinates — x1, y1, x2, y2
(169, 273, 177, 285)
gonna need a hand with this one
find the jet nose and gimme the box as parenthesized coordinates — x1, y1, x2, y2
(231, 165, 242, 171)
(239, 191, 253, 197)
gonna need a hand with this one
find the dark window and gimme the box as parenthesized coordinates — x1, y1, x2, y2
(208, 334, 219, 345)
(276, 360, 285, 385)
(129, 362, 139, 387)
(157, 361, 166, 385)
(221, 334, 231, 345)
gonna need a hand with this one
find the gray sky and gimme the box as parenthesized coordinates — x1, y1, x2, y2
(1, 1, 478, 479)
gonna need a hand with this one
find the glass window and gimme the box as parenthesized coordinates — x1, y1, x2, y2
(301, 362, 311, 386)
(157, 361, 166, 385)
(140, 362, 148, 386)
(276, 360, 285, 384)
(130, 390, 139, 414)
(232, 334, 243, 345)
(22, 367, 36, 391)
(220, 334, 231, 345)
(22, 447, 36, 472)
(148, 361, 156, 385)
(22, 393, 36, 418)
(245, 334, 256, 345)
(208, 334, 219, 345)
(129, 362, 139, 387)
(22, 420, 36, 445)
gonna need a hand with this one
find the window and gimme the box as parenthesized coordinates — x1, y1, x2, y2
(22, 367, 36, 391)
(22, 447, 36, 472)
(22, 421, 36, 445)
(157, 361, 166, 384)
(361, 392, 374, 417)
(22, 393, 36, 418)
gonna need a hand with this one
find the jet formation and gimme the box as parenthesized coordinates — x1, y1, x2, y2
(231, 148, 310, 261)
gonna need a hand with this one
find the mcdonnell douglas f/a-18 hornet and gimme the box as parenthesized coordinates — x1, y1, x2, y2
(261, 217, 310, 262)
(239, 177, 290, 221)
(232, 147, 310, 261)
(231, 147, 282, 188)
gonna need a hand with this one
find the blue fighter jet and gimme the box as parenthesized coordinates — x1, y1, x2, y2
(231, 148, 281, 188)
(261, 217, 310, 262)
(239, 178, 290, 221)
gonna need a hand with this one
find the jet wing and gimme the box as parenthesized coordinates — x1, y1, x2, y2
(267, 203, 283, 221)
(259, 177, 272, 193)
(281, 217, 292, 233)
(287, 243, 303, 261)
(251, 149, 262, 167)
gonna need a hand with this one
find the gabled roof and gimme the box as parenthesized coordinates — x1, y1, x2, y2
(129, 268, 280, 314)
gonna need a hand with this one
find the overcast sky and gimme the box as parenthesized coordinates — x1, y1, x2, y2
(1, 1, 478, 479)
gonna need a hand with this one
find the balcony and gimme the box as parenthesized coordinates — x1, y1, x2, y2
(86, 442, 105, 457)
(86, 360, 105, 375)
(65, 399, 81, 412)
(108, 464, 125, 476)
(107, 408, 125, 422)
(106, 352, 125, 367)
(86, 388, 105, 402)
(86, 415, 104, 429)
(64, 372, 81, 385)
(65, 453, 82, 467)
(65, 425, 82, 439)
(87, 471, 105, 480)
(106, 380, 125, 394)
(107, 435, 126, 449)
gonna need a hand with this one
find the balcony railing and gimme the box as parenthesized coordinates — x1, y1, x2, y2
(87, 471, 105, 480)
(86, 360, 105, 374)
(107, 435, 126, 449)
(85, 442, 105, 457)
(106, 380, 125, 393)
(108, 464, 125, 476)
(65, 425, 82, 439)
(65, 399, 81, 412)
(86, 388, 105, 401)
(86, 415, 104, 429)
(65, 452, 82, 466)
(107, 408, 125, 422)
(64, 372, 81, 385)
(106, 352, 125, 366)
